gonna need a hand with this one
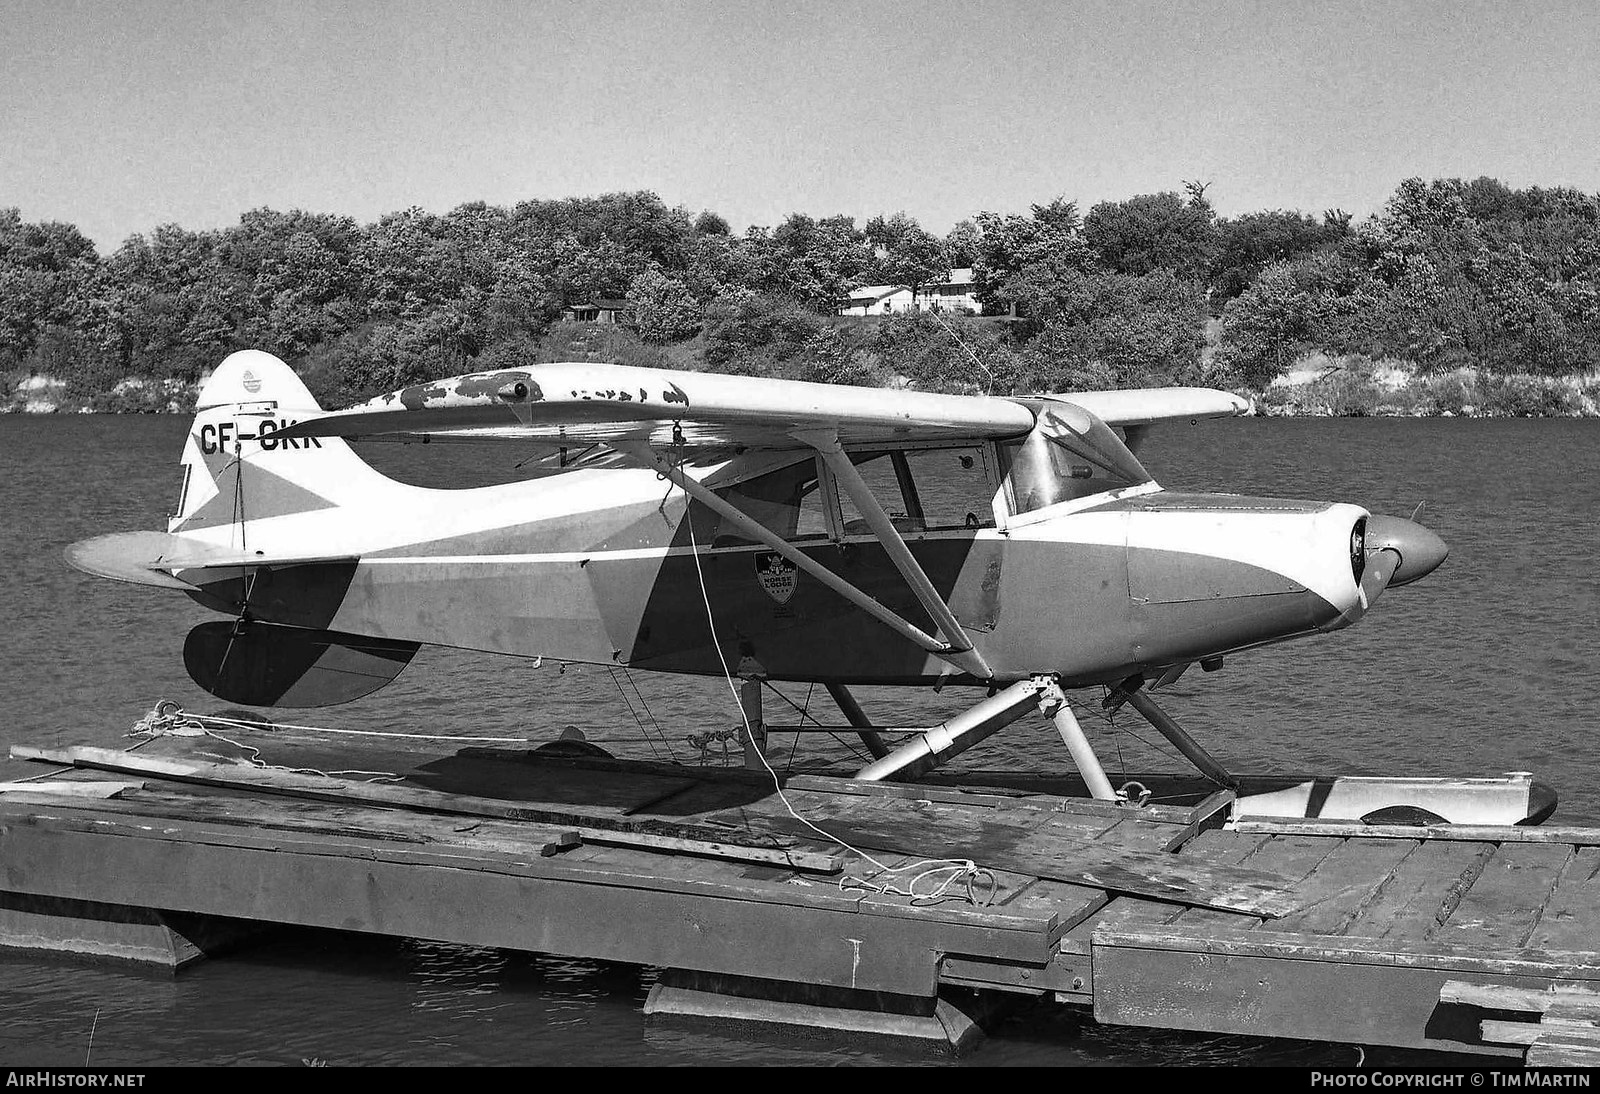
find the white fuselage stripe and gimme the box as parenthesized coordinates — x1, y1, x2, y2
(362, 533, 1000, 566)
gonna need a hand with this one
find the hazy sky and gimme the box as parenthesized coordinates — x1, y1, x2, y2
(4, 0, 1598, 251)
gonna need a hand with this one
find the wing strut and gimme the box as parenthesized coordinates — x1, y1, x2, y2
(616, 442, 991, 680)
(797, 429, 991, 678)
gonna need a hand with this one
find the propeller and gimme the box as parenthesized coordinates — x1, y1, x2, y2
(1333, 513, 1449, 628)
(1365, 513, 1449, 589)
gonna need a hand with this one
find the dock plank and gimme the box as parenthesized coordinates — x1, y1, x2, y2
(739, 793, 1302, 916)
(744, 788, 1125, 844)
(726, 789, 1193, 860)
(1524, 847, 1600, 953)
(782, 773, 1202, 826)
(1170, 833, 1339, 930)
(1341, 839, 1496, 942)
(2, 780, 845, 873)
(1062, 830, 1273, 947)
(1269, 837, 1420, 935)
(10, 745, 803, 851)
(1431, 841, 1575, 950)
(1233, 818, 1600, 846)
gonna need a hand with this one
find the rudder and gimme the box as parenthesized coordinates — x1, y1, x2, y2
(171, 350, 388, 534)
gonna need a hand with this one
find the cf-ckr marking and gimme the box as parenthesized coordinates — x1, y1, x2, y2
(199, 419, 323, 454)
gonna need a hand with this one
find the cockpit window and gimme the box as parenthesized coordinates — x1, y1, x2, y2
(690, 456, 830, 546)
(1000, 402, 1152, 515)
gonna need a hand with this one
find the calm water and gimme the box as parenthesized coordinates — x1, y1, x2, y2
(1, 413, 1597, 1066)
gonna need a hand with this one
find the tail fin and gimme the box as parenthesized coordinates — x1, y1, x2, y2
(171, 350, 387, 534)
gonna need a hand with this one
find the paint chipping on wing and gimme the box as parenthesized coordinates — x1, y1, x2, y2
(452, 370, 534, 400)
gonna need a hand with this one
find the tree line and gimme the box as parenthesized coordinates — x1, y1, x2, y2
(2, 175, 1597, 409)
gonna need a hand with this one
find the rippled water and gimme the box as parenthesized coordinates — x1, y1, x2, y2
(2, 413, 1597, 1066)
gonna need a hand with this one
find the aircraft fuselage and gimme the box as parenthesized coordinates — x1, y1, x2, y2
(175, 453, 1415, 688)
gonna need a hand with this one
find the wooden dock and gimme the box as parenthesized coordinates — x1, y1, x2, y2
(3, 721, 1600, 1062)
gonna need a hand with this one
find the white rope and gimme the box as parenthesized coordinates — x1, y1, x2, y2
(129, 701, 535, 744)
(670, 447, 995, 907)
(128, 701, 465, 783)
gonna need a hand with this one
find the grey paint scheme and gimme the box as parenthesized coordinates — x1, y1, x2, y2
(320, 482, 1348, 687)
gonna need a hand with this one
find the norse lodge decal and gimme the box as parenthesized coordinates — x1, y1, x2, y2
(755, 552, 798, 604)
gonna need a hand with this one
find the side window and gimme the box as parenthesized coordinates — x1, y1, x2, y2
(900, 446, 995, 530)
(694, 458, 829, 546)
(835, 447, 995, 534)
(836, 452, 912, 534)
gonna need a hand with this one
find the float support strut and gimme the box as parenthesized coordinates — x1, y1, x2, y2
(854, 679, 1042, 782)
(1120, 685, 1237, 791)
(1036, 678, 1117, 800)
(825, 683, 890, 760)
(738, 663, 767, 770)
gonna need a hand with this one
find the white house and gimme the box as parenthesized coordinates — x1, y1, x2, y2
(838, 268, 980, 316)
(840, 284, 916, 316)
(920, 267, 979, 313)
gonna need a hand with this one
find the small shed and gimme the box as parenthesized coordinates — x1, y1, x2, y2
(562, 299, 630, 324)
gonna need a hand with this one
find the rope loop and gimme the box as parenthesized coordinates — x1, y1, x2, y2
(1118, 780, 1152, 807)
(128, 699, 204, 739)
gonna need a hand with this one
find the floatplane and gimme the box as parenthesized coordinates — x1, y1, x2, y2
(67, 350, 1550, 824)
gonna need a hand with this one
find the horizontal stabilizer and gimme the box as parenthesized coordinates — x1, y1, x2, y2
(66, 531, 356, 588)
(184, 621, 419, 708)
(158, 549, 359, 573)
(66, 531, 204, 589)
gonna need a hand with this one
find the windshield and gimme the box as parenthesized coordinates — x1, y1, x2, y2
(1001, 402, 1153, 515)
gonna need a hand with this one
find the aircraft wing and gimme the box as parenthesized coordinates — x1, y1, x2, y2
(274, 362, 1038, 450)
(1049, 387, 1252, 426)
(273, 363, 1250, 451)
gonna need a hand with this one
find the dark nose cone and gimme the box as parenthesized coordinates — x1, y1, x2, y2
(1366, 515, 1449, 587)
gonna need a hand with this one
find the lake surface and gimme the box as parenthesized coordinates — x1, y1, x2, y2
(2, 412, 1597, 1066)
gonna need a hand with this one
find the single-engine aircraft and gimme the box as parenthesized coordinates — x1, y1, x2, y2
(68, 349, 1450, 800)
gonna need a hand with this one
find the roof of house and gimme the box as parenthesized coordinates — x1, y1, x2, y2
(846, 285, 912, 302)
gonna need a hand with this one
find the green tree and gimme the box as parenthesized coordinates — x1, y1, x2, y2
(1009, 267, 1207, 391)
(741, 214, 872, 310)
(693, 210, 731, 236)
(970, 198, 1093, 313)
(1082, 190, 1217, 281)
(627, 266, 702, 343)
(0, 210, 102, 365)
(870, 311, 1016, 393)
(1215, 249, 1386, 387)
(867, 213, 946, 300)
(1211, 209, 1348, 304)
(221, 207, 365, 358)
(701, 292, 830, 371)
(942, 219, 982, 269)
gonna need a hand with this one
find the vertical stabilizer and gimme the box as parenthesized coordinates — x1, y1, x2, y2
(171, 350, 386, 537)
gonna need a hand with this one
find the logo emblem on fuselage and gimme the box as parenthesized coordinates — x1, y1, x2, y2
(755, 553, 798, 604)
